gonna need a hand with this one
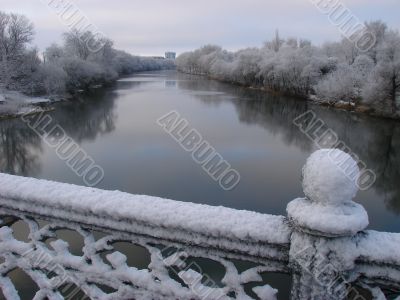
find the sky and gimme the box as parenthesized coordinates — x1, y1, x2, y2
(1, 0, 399, 56)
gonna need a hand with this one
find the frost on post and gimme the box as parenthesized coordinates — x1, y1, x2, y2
(287, 149, 369, 237)
(287, 149, 371, 300)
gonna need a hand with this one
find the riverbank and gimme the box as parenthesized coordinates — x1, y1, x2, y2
(0, 67, 176, 120)
(1, 70, 398, 233)
(0, 89, 59, 120)
(181, 71, 400, 121)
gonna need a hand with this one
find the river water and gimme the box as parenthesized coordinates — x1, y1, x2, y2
(0, 70, 399, 299)
(1, 70, 399, 232)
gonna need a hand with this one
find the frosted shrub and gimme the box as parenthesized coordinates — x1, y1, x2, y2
(176, 22, 400, 114)
(61, 58, 104, 91)
(314, 64, 357, 104)
(362, 69, 393, 112)
(0, 11, 175, 98)
(35, 63, 68, 95)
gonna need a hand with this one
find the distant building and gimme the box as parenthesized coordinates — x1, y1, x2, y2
(165, 52, 176, 60)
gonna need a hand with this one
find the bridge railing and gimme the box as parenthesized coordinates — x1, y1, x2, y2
(0, 149, 399, 299)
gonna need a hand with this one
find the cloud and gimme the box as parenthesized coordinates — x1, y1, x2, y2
(1, 0, 399, 55)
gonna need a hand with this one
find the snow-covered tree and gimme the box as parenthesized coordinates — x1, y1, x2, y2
(352, 54, 374, 92)
(264, 30, 284, 52)
(314, 63, 357, 103)
(362, 30, 400, 113)
(34, 63, 67, 95)
(176, 21, 399, 115)
(0, 12, 35, 89)
(44, 44, 64, 63)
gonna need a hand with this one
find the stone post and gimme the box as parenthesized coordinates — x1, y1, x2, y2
(287, 149, 369, 300)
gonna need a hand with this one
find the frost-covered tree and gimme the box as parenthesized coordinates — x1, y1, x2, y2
(231, 48, 263, 85)
(0, 12, 35, 88)
(34, 63, 67, 95)
(352, 54, 374, 93)
(0, 10, 175, 97)
(177, 21, 400, 115)
(314, 63, 357, 103)
(363, 21, 388, 63)
(264, 30, 284, 52)
(44, 44, 64, 63)
(285, 37, 298, 49)
(362, 30, 400, 113)
(64, 30, 93, 60)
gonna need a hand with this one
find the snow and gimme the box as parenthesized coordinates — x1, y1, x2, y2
(0, 89, 51, 104)
(302, 149, 359, 205)
(0, 168, 399, 298)
(252, 285, 278, 300)
(0, 89, 52, 117)
(176, 26, 400, 115)
(287, 149, 369, 237)
(287, 197, 369, 236)
(356, 231, 400, 265)
(0, 210, 288, 299)
(0, 173, 291, 249)
(0, 147, 399, 299)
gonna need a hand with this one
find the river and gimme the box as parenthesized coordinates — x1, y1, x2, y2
(1, 70, 400, 298)
(0, 70, 399, 232)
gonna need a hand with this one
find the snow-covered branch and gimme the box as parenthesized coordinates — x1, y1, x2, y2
(177, 22, 400, 116)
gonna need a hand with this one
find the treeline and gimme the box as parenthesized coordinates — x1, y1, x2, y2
(0, 11, 175, 97)
(176, 21, 400, 116)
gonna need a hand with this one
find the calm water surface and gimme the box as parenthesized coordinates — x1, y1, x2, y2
(1, 70, 400, 298)
(1, 70, 399, 232)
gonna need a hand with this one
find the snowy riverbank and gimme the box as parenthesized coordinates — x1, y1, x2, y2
(182, 72, 400, 120)
(0, 89, 60, 119)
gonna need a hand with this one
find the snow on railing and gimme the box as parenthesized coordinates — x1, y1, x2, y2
(0, 172, 291, 261)
(0, 149, 398, 299)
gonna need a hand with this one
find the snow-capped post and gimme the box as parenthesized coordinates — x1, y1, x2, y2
(287, 149, 369, 300)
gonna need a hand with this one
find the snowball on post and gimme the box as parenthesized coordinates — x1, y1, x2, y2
(287, 149, 369, 237)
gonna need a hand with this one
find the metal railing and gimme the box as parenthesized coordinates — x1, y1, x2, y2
(0, 149, 399, 299)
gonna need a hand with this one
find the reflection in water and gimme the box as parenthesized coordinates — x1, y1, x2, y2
(165, 80, 177, 88)
(49, 88, 118, 143)
(177, 75, 400, 216)
(0, 71, 399, 299)
(0, 70, 398, 227)
(0, 119, 42, 176)
(0, 210, 291, 299)
(1, 206, 397, 299)
(0, 88, 117, 177)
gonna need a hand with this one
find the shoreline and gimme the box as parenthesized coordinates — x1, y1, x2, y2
(2, 69, 398, 122)
(0, 89, 61, 121)
(0, 69, 176, 121)
(0, 106, 56, 120)
(180, 71, 400, 121)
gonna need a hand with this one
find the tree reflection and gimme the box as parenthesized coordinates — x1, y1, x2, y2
(0, 87, 117, 177)
(1, 73, 399, 216)
(49, 88, 117, 142)
(179, 78, 400, 215)
(0, 119, 42, 176)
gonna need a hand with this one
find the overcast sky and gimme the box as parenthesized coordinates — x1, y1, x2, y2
(1, 0, 399, 56)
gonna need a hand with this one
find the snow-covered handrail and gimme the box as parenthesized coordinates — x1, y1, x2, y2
(0, 173, 290, 261)
(0, 149, 399, 299)
(287, 149, 400, 299)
